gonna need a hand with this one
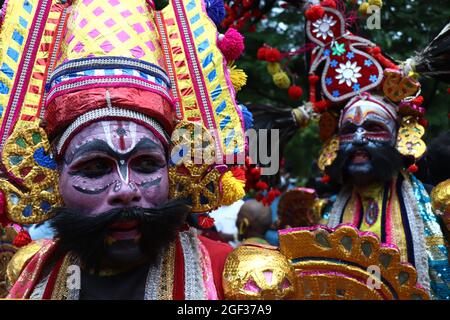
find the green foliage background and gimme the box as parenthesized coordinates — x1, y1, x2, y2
(235, 0, 449, 184)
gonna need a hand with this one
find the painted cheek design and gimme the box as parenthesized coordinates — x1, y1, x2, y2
(72, 181, 117, 195)
(138, 176, 162, 189)
(131, 167, 169, 205)
(68, 171, 118, 193)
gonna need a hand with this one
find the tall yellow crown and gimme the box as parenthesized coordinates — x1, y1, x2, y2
(56, 0, 165, 66)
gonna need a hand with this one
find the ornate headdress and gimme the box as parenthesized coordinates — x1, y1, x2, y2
(0, 0, 248, 229)
(304, 2, 441, 175)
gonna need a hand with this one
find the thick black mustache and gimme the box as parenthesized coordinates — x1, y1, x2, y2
(327, 141, 403, 186)
(49, 199, 189, 271)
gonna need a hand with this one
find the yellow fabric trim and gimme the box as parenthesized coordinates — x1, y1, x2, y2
(159, 0, 245, 157)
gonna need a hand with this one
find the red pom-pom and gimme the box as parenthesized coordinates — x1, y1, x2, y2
(447, 88, 450, 94)
(408, 164, 419, 173)
(13, 230, 32, 248)
(231, 166, 246, 182)
(198, 215, 215, 229)
(321, 0, 337, 8)
(218, 28, 245, 61)
(250, 167, 261, 180)
(266, 191, 276, 203)
(280, 2, 289, 9)
(264, 189, 281, 206)
(418, 118, 428, 128)
(305, 5, 325, 21)
(412, 95, 424, 105)
(288, 85, 303, 100)
(257, 47, 268, 60)
(269, 188, 281, 199)
(265, 48, 281, 62)
(255, 181, 269, 190)
(321, 175, 331, 183)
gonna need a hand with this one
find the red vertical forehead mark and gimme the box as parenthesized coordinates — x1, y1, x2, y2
(117, 120, 126, 151)
(354, 105, 363, 124)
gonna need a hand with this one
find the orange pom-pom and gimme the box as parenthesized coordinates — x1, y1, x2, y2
(408, 164, 419, 173)
(288, 85, 303, 100)
(305, 5, 325, 21)
(13, 230, 32, 247)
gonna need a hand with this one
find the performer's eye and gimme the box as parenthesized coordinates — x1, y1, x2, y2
(364, 122, 385, 132)
(340, 123, 357, 135)
(130, 156, 164, 174)
(74, 158, 113, 178)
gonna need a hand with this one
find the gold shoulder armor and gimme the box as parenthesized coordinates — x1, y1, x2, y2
(6, 240, 44, 290)
(431, 179, 450, 233)
(431, 179, 450, 214)
(222, 244, 296, 300)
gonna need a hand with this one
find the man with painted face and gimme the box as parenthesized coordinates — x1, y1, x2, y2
(242, 3, 449, 300)
(322, 93, 449, 300)
(328, 94, 403, 192)
(297, 4, 449, 299)
(1, 0, 248, 299)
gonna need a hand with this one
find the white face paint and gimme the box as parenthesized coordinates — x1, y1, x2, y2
(60, 120, 169, 216)
(339, 95, 398, 146)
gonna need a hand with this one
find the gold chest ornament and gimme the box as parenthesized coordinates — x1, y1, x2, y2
(223, 225, 429, 300)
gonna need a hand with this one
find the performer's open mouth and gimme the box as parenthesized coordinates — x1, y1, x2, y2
(351, 150, 370, 164)
(107, 220, 141, 242)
